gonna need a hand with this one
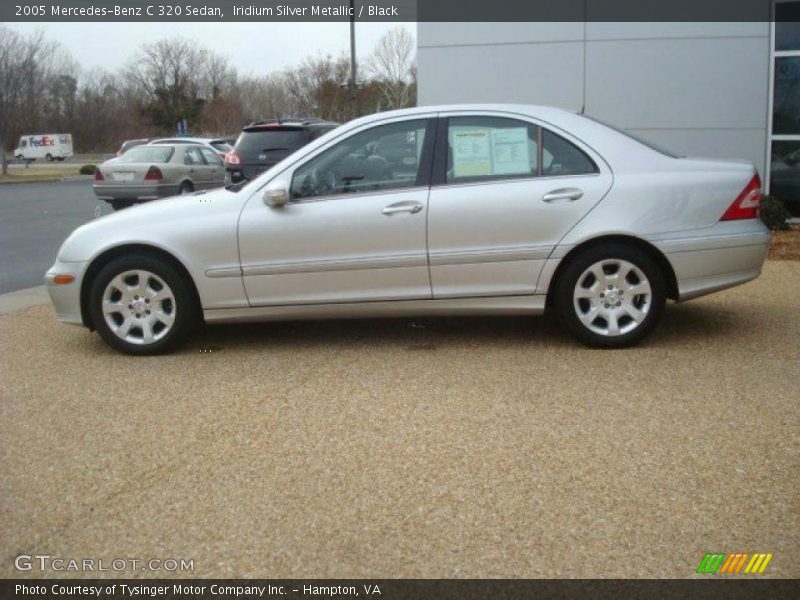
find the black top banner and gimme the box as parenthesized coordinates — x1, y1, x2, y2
(0, 0, 777, 23)
(2, 579, 800, 600)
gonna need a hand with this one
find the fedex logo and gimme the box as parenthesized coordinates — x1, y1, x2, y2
(29, 136, 55, 147)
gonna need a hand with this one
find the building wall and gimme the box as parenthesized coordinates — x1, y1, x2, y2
(418, 22, 771, 176)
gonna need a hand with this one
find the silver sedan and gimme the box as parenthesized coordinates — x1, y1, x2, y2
(93, 143, 225, 210)
(48, 105, 770, 354)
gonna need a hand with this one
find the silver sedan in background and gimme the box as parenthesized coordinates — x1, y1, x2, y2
(50, 104, 770, 354)
(93, 143, 225, 210)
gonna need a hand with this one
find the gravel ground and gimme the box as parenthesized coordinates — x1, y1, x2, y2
(1, 261, 798, 579)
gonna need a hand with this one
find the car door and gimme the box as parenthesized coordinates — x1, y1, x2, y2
(183, 146, 209, 188)
(426, 113, 613, 298)
(199, 147, 225, 189)
(237, 116, 436, 306)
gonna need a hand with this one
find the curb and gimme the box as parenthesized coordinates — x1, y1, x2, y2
(0, 286, 50, 315)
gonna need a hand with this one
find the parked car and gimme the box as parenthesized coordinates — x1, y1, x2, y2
(93, 143, 225, 211)
(225, 118, 338, 184)
(116, 138, 151, 156)
(47, 104, 770, 355)
(13, 133, 73, 161)
(148, 136, 233, 158)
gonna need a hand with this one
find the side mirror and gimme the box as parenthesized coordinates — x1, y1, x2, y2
(263, 184, 290, 208)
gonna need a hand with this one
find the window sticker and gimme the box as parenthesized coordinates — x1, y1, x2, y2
(491, 127, 531, 175)
(451, 128, 492, 177)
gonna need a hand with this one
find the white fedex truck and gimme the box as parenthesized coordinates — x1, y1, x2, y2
(13, 133, 73, 161)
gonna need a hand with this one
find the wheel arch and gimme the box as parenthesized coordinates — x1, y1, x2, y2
(80, 243, 202, 329)
(545, 234, 679, 308)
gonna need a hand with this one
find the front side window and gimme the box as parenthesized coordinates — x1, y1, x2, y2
(446, 116, 538, 183)
(291, 119, 428, 200)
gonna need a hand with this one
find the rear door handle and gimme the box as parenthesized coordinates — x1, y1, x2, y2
(542, 188, 583, 203)
(382, 201, 423, 215)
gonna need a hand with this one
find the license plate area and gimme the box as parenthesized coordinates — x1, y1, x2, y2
(113, 172, 135, 181)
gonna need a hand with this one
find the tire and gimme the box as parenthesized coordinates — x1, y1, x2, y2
(178, 181, 194, 195)
(109, 199, 133, 211)
(554, 244, 666, 348)
(45, 153, 53, 161)
(89, 254, 199, 355)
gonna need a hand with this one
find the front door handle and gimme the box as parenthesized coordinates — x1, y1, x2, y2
(542, 188, 583, 203)
(382, 201, 423, 215)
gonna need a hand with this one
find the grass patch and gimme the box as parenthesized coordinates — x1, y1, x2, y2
(0, 167, 84, 184)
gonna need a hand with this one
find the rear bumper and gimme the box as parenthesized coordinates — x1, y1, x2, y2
(44, 259, 88, 325)
(93, 182, 180, 201)
(650, 221, 771, 301)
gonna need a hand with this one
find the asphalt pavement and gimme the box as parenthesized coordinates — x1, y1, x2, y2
(0, 180, 110, 293)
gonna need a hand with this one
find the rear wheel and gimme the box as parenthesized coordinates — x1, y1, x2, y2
(178, 181, 194, 195)
(554, 244, 666, 348)
(89, 254, 199, 355)
(109, 199, 134, 211)
(45, 153, 53, 161)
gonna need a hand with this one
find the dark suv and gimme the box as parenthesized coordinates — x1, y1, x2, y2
(225, 118, 338, 184)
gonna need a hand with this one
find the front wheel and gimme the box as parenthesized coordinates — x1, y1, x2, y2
(45, 153, 53, 161)
(89, 255, 199, 355)
(554, 244, 666, 348)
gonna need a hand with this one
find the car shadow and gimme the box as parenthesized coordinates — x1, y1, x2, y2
(181, 300, 767, 354)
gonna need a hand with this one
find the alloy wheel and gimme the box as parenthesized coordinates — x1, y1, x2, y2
(572, 259, 652, 337)
(101, 270, 176, 345)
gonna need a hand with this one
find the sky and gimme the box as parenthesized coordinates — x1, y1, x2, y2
(5, 22, 416, 76)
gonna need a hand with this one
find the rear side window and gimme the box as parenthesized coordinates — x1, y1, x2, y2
(184, 147, 205, 165)
(200, 147, 223, 165)
(444, 117, 598, 183)
(541, 129, 598, 176)
(446, 116, 539, 183)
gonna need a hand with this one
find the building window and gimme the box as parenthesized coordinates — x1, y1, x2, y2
(771, 0, 800, 216)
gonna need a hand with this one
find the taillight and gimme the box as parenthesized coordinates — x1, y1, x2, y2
(721, 174, 762, 221)
(224, 152, 241, 166)
(94, 169, 104, 181)
(145, 166, 163, 181)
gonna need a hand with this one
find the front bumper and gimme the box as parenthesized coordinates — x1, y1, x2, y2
(93, 182, 180, 201)
(45, 259, 89, 325)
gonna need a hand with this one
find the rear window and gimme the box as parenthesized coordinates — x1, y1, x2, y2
(118, 146, 174, 163)
(235, 128, 311, 158)
(210, 141, 233, 153)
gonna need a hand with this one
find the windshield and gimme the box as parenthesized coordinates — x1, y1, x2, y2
(582, 114, 681, 158)
(118, 146, 175, 163)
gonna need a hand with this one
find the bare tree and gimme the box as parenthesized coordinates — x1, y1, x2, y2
(365, 27, 417, 110)
(125, 38, 211, 132)
(0, 26, 58, 174)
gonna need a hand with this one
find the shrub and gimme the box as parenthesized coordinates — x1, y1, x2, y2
(78, 164, 97, 175)
(760, 195, 792, 230)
